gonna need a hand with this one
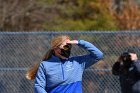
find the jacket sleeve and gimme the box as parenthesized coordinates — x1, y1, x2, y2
(34, 63, 47, 93)
(112, 62, 121, 75)
(133, 60, 140, 76)
(74, 40, 103, 69)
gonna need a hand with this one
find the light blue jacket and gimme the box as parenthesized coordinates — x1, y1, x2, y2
(34, 40, 103, 93)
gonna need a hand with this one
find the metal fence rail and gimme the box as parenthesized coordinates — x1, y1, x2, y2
(0, 31, 140, 93)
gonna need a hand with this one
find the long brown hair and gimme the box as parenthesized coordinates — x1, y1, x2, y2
(26, 35, 70, 80)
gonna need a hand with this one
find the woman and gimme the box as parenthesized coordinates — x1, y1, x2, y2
(26, 35, 103, 93)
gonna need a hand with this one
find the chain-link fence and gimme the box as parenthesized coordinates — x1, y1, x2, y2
(0, 31, 140, 93)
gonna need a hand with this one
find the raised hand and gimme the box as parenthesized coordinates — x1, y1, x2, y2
(66, 40, 78, 45)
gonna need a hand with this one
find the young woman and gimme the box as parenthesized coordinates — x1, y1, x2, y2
(26, 35, 103, 93)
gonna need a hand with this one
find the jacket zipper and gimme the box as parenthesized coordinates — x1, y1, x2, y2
(61, 63, 64, 80)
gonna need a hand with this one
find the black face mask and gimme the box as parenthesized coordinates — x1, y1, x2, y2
(60, 44, 72, 58)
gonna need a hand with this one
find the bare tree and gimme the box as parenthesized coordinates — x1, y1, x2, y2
(0, 0, 47, 31)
